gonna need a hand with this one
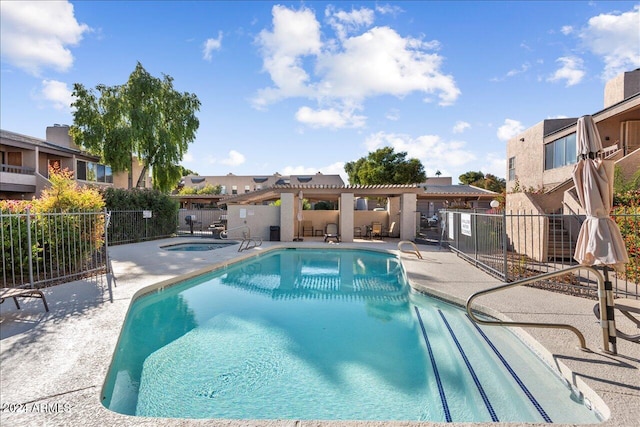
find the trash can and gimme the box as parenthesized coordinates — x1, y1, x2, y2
(270, 226, 280, 241)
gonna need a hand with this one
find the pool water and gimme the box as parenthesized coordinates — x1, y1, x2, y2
(102, 249, 600, 423)
(162, 242, 235, 251)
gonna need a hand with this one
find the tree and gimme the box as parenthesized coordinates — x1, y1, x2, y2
(458, 171, 506, 193)
(70, 62, 201, 192)
(345, 147, 426, 185)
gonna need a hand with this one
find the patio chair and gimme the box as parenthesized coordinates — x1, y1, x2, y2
(302, 221, 314, 237)
(324, 223, 340, 243)
(371, 222, 382, 239)
(382, 222, 396, 237)
(1, 287, 49, 312)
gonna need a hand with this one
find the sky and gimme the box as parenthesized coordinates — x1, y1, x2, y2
(1, 1, 639, 185)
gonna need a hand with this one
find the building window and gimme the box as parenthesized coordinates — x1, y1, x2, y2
(244, 185, 250, 193)
(544, 133, 577, 170)
(220, 185, 226, 195)
(232, 185, 238, 195)
(508, 157, 516, 181)
(76, 160, 113, 183)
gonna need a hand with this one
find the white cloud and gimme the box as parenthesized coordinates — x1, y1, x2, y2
(253, 5, 460, 126)
(481, 153, 507, 180)
(363, 131, 476, 179)
(452, 121, 470, 134)
(561, 25, 573, 35)
(547, 56, 585, 86)
(295, 105, 366, 129)
(325, 5, 375, 40)
(253, 5, 322, 107)
(497, 119, 525, 141)
(203, 31, 223, 61)
(385, 108, 400, 121)
(182, 152, 194, 163)
(579, 5, 640, 80)
(39, 79, 74, 111)
(221, 150, 246, 166)
(0, 1, 90, 75)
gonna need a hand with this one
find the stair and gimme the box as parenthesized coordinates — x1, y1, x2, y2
(547, 215, 575, 261)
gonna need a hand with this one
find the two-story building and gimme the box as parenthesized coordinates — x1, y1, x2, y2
(1, 124, 149, 200)
(506, 68, 639, 214)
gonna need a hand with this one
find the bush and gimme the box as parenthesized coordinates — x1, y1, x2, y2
(102, 187, 179, 242)
(0, 168, 106, 286)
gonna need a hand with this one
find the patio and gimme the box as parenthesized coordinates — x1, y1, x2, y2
(1, 237, 638, 426)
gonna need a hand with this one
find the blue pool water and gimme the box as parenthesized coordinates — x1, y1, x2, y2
(162, 242, 235, 251)
(102, 249, 600, 422)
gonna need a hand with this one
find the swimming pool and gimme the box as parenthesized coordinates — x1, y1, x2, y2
(102, 248, 601, 422)
(162, 242, 236, 251)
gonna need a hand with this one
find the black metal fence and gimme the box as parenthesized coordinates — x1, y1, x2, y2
(440, 209, 639, 299)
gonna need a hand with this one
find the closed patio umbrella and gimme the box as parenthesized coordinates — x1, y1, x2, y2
(294, 190, 304, 241)
(572, 115, 629, 353)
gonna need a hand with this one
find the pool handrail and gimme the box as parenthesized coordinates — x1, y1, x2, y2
(466, 265, 614, 353)
(397, 240, 423, 259)
(238, 237, 263, 252)
(220, 224, 250, 240)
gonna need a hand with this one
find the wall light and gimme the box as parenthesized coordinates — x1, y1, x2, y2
(519, 137, 525, 142)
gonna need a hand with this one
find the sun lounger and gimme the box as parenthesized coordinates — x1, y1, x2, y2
(1, 287, 49, 312)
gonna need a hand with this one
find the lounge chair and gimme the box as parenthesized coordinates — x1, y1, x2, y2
(1, 287, 49, 312)
(324, 223, 340, 242)
(593, 298, 640, 343)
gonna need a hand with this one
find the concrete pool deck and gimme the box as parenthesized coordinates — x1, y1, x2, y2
(1, 237, 638, 426)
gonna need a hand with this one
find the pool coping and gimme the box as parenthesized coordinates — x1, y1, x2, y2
(1, 237, 638, 426)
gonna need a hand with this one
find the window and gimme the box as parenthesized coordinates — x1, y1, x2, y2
(76, 160, 113, 183)
(508, 157, 516, 181)
(244, 185, 250, 193)
(220, 185, 226, 195)
(232, 185, 238, 195)
(544, 133, 577, 171)
(77, 160, 87, 180)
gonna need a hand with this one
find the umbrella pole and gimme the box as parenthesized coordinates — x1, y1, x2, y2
(598, 266, 617, 354)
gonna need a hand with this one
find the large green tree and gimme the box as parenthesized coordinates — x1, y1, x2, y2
(459, 171, 506, 193)
(345, 147, 426, 185)
(70, 62, 201, 192)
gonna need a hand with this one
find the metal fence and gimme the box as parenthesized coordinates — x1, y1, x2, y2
(1, 209, 110, 290)
(107, 210, 177, 245)
(440, 209, 639, 300)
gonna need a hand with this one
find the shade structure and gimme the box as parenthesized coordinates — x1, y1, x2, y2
(572, 115, 629, 354)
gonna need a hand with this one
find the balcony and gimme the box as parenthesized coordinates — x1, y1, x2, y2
(0, 163, 36, 193)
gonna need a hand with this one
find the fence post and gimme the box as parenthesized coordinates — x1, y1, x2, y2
(26, 208, 34, 287)
(502, 208, 508, 282)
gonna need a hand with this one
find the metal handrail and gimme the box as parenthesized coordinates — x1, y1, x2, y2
(466, 265, 609, 352)
(220, 224, 250, 240)
(397, 240, 423, 259)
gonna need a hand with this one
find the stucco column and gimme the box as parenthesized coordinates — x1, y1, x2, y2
(280, 192, 295, 242)
(400, 193, 417, 241)
(339, 193, 354, 242)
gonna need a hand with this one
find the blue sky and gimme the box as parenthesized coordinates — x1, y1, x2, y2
(1, 1, 639, 184)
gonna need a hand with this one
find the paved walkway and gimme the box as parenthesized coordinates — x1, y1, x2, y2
(1, 237, 638, 426)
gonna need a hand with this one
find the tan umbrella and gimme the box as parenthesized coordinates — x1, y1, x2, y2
(572, 115, 629, 353)
(294, 190, 304, 241)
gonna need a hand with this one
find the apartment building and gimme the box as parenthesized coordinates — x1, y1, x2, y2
(506, 69, 640, 213)
(1, 125, 150, 200)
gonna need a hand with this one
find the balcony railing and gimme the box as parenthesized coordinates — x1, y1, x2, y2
(0, 163, 36, 175)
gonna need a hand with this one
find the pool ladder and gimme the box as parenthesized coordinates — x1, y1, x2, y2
(220, 225, 263, 252)
(398, 240, 423, 259)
